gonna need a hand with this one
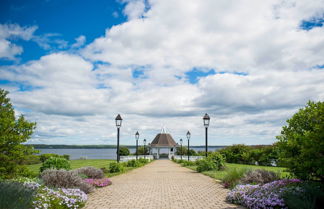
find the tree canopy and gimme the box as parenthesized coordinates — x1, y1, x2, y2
(0, 89, 36, 179)
(277, 101, 324, 181)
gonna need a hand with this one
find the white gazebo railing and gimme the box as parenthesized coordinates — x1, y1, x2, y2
(120, 155, 154, 162)
(173, 155, 204, 161)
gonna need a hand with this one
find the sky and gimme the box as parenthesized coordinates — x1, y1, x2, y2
(0, 0, 324, 145)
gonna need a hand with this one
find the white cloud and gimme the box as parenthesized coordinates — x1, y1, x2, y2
(122, 0, 146, 20)
(1, 0, 324, 145)
(0, 24, 37, 59)
(71, 35, 86, 48)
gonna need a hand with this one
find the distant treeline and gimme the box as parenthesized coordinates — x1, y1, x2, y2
(27, 144, 231, 149)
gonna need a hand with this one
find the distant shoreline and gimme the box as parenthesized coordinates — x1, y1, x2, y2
(27, 144, 228, 149)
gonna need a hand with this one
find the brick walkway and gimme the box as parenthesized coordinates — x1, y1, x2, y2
(84, 160, 242, 209)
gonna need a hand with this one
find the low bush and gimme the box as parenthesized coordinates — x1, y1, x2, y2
(222, 168, 248, 189)
(84, 178, 112, 187)
(138, 158, 149, 164)
(227, 179, 301, 209)
(119, 147, 130, 156)
(181, 160, 196, 166)
(41, 169, 94, 194)
(100, 167, 109, 173)
(40, 157, 71, 172)
(0, 181, 35, 209)
(62, 154, 70, 160)
(109, 162, 125, 173)
(75, 166, 104, 179)
(208, 152, 225, 170)
(40, 153, 60, 163)
(196, 159, 216, 172)
(240, 169, 279, 185)
(282, 181, 324, 209)
(126, 159, 141, 167)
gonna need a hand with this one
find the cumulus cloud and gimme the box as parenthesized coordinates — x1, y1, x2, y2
(83, 0, 324, 73)
(122, 0, 146, 20)
(0, 24, 37, 59)
(1, 0, 324, 145)
(71, 35, 86, 48)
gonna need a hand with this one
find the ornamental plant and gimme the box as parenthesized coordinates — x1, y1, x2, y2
(41, 169, 94, 194)
(32, 186, 87, 209)
(75, 166, 104, 179)
(227, 179, 301, 209)
(84, 178, 112, 187)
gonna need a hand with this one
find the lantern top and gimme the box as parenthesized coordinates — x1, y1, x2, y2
(135, 131, 139, 140)
(186, 131, 191, 139)
(203, 113, 210, 127)
(115, 114, 122, 128)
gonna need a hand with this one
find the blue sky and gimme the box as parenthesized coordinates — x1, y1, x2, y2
(0, 0, 323, 145)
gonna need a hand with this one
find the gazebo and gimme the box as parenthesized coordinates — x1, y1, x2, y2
(150, 128, 178, 159)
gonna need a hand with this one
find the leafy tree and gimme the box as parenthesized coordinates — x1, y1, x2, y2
(119, 146, 130, 156)
(277, 101, 324, 181)
(0, 89, 36, 179)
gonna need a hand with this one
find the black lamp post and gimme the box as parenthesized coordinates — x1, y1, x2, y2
(180, 138, 183, 160)
(203, 113, 210, 157)
(186, 131, 191, 161)
(135, 131, 139, 160)
(143, 139, 147, 159)
(115, 114, 123, 163)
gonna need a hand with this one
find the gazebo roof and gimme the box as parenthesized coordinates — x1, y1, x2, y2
(150, 131, 177, 147)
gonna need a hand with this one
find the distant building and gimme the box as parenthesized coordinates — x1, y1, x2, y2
(150, 128, 177, 159)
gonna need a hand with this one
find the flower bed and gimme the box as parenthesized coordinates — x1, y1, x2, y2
(227, 179, 301, 209)
(22, 181, 87, 209)
(84, 178, 112, 187)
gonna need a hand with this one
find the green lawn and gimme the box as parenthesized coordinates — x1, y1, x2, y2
(26, 159, 137, 177)
(184, 163, 289, 180)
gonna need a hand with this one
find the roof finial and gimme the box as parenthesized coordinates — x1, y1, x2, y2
(161, 126, 167, 133)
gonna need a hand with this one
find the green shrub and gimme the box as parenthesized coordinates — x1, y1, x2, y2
(207, 152, 225, 170)
(222, 168, 249, 189)
(126, 160, 141, 167)
(40, 157, 71, 172)
(119, 147, 130, 156)
(0, 181, 35, 209)
(40, 153, 60, 163)
(219, 144, 252, 164)
(62, 154, 70, 160)
(196, 159, 216, 172)
(109, 162, 125, 173)
(181, 160, 196, 166)
(138, 158, 149, 164)
(282, 181, 324, 209)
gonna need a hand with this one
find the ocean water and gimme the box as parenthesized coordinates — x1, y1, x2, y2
(38, 147, 222, 160)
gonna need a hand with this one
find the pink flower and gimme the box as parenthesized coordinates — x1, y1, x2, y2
(84, 178, 112, 187)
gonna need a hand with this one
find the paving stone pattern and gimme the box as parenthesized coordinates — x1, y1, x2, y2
(84, 160, 243, 209)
